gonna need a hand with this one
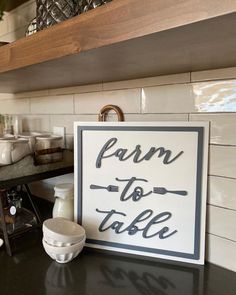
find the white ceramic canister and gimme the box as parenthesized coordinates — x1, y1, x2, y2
(19, 132, 49, 152)
(52, 183, 74, 221)
(0, 138, 31, 166)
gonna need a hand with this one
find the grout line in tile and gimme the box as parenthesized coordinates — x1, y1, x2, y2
(206, 233, 236, 244)
(191, 76, 236, 84)
(143, 81, 191, 88)
(73, 94, 75, 114)
(207, 204, 236, 212)
(29, 113, 75, 115)
(209, 174, 236, 181)
(193, 111, 236, 115)
(140, 88, 143, 113)
(210, 143, 236, 147)
(110, 81, 191, 91)
(190, 111, 236, 115)
(142, 112, 191, 115)
(139, 112, 189, 115)
(103, 76, 192, 91)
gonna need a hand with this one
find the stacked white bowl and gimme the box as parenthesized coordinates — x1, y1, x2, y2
(42, 218, 86, 263)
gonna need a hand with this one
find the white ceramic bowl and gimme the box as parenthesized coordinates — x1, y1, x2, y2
(43, 218, 85, 244)
(43, 232, 85, 247)
(42, 236, 85, 263)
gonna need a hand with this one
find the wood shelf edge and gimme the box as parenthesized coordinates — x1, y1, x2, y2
(1, 0, 236, 74)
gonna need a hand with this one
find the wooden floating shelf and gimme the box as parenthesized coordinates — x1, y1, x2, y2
(0, 0, 236, 93)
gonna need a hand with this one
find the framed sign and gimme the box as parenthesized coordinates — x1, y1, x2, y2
(74, 122, 209, 264)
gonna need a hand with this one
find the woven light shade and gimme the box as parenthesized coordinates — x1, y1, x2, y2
(36, 0, 112, 31)
(36, 0, 77, 31)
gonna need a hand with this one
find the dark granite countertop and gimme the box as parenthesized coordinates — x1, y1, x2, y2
(0, 150, 73, 184)
(0, 229, 235, 295)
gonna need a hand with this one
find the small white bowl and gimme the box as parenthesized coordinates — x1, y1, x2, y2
(43, 218, 85, 244)
(43, 233, 85, 247)
(42, 236, 85, 263)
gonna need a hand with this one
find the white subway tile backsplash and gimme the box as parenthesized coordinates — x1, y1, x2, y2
(192, 67, 236, 82)
(22, 115, 50, 132)
(103, 73, 190, 91)
(0, 32, 15, 43)
(48, 84, 103, 95)
(101, 114, 122, 122)
(123, 113, 189, 121)
(0, 93, 16, 100)
(0, 15, 8, 36)
(7, 1, 36, 33)
(106, 113, 189, 122)
(0, 26, 27, 42)
(209, 145, 236, 178)
(207, 205, 236, 241)
(190, 113, 236, 145)
(10, 0, 35, 14)
(1, 0, 236, 271)
(30, 95, 74, 114)
(50, 114, 97, 134)
(74, 91, 103, 114)
(142, 84, 194, 113)
(0, 98, 30, 114)
(206, 234, 236, 272)
(71, 114, 98, 122)
(193, 80, 236, 112)
(103, 89, 141, 113)
(75, 89, 141, 114)
(208, 176, 236, 210)
(16, 89, 50, 98)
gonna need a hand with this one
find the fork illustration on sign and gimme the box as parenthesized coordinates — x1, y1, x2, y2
(90, 184, 119, 192)
(153, 187, 187, 196)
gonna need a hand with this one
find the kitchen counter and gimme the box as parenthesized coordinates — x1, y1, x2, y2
(0, 150, 73, 185)
(0, 229, 235, 295)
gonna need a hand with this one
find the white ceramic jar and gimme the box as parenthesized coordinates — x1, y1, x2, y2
(0, 138, 31, 166)
(19, 132, 47, 152)
(52, 184, 74, 221)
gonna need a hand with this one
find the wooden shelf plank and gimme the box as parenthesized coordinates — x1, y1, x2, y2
(0, 0, 236, 93)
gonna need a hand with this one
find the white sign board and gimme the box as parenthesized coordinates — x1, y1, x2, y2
(74, 122, 209, 264)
